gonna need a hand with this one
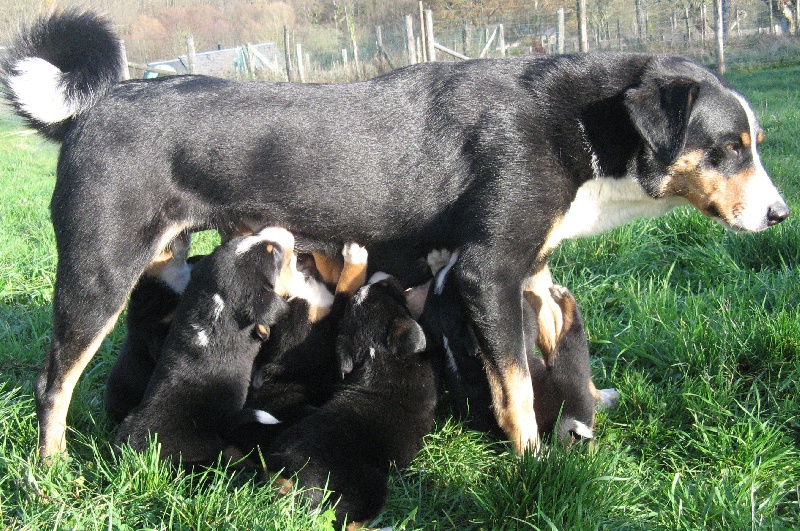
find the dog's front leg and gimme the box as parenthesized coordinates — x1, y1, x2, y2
(452, 248, 539, 454)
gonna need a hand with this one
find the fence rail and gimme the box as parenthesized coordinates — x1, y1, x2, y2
(128, 1, 800, 82)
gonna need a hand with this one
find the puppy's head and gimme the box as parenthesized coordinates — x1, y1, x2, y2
(625, 57, 788, 232)
(223, 227, 295, 336)
(335, 277, 426, 378)
(533, 285, 596, 444)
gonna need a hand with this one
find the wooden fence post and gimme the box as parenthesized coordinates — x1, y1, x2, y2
(185, 35, 197, 74)
(715, 0, 725, 73)
(463, 23, 473, 56)
(685, 7, 692, 43)
(578, 0, 589, 51)
(119, 39, 130, 80)
(498, 23, 506, 56)
(296, 42, 305, 82)
(557, 8, 565, 54)
(283, 26, 294, 81)
(419, 1, 428, 62)
(424, 9, 436, 61)
(405, 14, 417, 65)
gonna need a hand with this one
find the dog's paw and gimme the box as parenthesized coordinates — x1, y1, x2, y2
(342, 242, 368, 265)
(596, 388, 620, 411)
(426, 248, 452, 275)
(548, 284, 574, 304)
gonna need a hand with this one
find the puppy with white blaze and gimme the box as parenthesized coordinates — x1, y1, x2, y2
(0, 9, 789, 458)
(116, 227, 294, 467)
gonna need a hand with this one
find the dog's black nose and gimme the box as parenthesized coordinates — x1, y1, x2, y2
(767, 202, 790, 226)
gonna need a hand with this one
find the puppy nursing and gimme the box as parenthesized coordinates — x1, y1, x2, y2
(116, 227, 294, 465)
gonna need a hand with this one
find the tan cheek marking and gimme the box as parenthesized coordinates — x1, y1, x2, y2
(663, 150, 752, 225)
(741, 132, 751, 148)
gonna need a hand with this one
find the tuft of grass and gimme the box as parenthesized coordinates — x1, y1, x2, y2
(2, 65, 800, 529)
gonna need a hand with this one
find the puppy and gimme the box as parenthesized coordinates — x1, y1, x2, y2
(240, 277, 436, 529)
(421, 251, 604, 442)
(105, 231, 193, 423)
(241, 243, 369, 428)
(115, 227, 294, 466)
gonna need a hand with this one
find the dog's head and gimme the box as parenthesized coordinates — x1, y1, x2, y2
(336, 276, 427, 379)
(204, 226, 295, 338)
(624, 56, 788, 232)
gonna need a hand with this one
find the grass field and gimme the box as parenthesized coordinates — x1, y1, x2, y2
(1, 65, 798, 530)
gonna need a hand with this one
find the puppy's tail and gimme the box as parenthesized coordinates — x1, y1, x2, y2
(0, 9, 124, 142)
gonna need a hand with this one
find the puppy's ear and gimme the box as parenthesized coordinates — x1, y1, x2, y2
(624, 77, 700, 165)
(387, 318, 427, 355)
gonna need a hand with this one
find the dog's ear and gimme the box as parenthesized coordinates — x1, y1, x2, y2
(387, 317, 427, 356)
(624, 77, 700, 165)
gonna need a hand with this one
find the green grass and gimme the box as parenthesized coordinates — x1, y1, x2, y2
(1, 65, 799, 530)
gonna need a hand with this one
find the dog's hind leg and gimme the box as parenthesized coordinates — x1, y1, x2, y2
(36, 224, 190, 458)
(452, 247, 539, 455)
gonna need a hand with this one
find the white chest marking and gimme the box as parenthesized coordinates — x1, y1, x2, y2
(544, 177, 687, 251)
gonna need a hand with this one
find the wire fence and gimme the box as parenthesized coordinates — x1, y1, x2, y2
(276, 2, 800, 82)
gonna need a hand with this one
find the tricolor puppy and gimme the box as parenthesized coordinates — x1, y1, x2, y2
(241, 242, 369, 427)
(2, 11, 788, 457)
(421, 251, 606, 442)
(115, 227, 293, 466)
(242, 277, 436, 530)
(105, 231, 193, 423)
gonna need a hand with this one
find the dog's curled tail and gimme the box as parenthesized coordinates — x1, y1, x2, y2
(0, 10, 123, 142)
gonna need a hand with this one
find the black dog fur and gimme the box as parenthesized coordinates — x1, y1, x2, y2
(1, 10, 788, 456)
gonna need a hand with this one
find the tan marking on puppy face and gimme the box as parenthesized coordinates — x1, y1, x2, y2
(662, 149, 755, 227)
(740, 132, 751, 149)
(346, 522, 366, 531)
(484, 362, 539, 454)
(272, 250, 297, 299)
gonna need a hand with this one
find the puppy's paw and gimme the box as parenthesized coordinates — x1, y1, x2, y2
(596, 388, 620, 411)
(426, 248, 452, 275)
(548, 284, 574, 304)
(342, 242, 368, 265)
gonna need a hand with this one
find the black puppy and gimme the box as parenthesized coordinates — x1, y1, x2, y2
(239, 277, 436, 529)
(116, 227, 294, 465)
(105, 231, 193, 423)
(421, 251, 603, 442)
(242, 242, 369, 427)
